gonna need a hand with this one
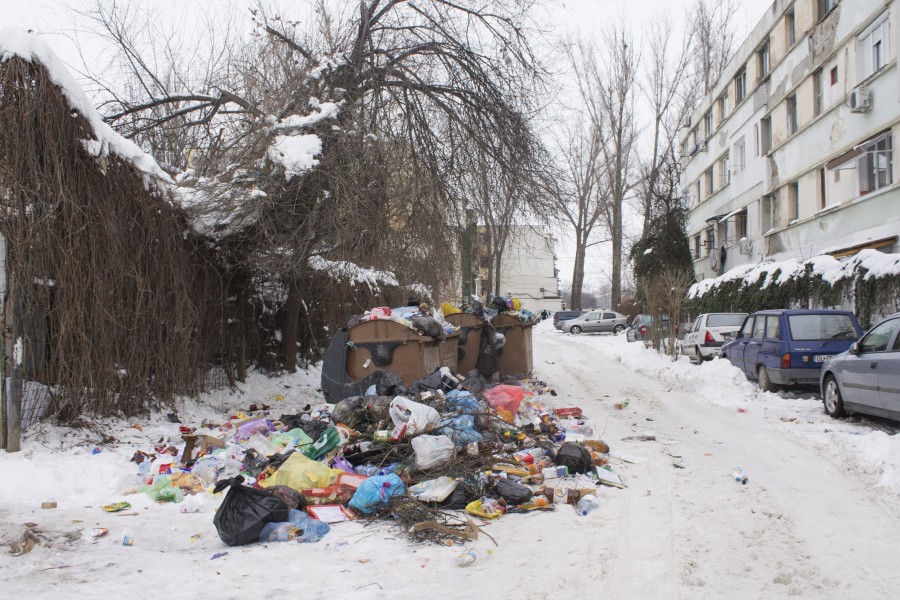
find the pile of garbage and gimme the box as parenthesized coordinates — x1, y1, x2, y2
(125, 368, 626, 549)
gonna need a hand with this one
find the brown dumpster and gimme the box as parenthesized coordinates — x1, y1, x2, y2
(444, 312, 486, 376)
(491, 313, 534, 378)
(345, 319, 459, 386)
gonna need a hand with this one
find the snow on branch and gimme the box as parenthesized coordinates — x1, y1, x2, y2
(0, 27, 172, 185)
(308, 256, 398, 292)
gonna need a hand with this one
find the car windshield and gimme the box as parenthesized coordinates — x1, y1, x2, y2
(787, 314, 858, 341)
(707, 314, 746, 327)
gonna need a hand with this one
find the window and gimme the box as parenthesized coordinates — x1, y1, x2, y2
(858, 132, 893, 194)
(759, 117, 772, 154)
(819, 167, 827, 208)
(817, 0, 836, 22)
(734, 209, 748, 239)
(813, 69, 824, 116)
(739, 316, 755, 339)
(761, 194, 775, 231)
(704, 110, 713, 139)
(788, 181, 800, 221)
(830, 66, 838, 85)
(859, 318, 900, 353)
(765, 316, 782, 340)
(788, 314, 859, 341)
(786, 5, 796, 46)
(693, 181, 701, 206)
(694, 234, 702, 259)
(787, 94, 798, 135)
(719, 153, 730, 187)
(704, 167, 714, 197)
(717, 90, 729, 125)
(705, 226, 715, 254)
(751, 317, 766, 339)
(757, 39, 770, 80)
(859, 13, 890, 80)
(734, 138, 746, 171)
(735, 68, 747, 103)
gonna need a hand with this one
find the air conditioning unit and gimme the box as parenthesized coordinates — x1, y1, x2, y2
(849, 86, 872, 112)
(681, 116, 692, 128)
(738, 237, 753, 255)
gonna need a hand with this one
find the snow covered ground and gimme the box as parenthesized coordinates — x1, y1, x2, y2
(3, 320, 900, 599)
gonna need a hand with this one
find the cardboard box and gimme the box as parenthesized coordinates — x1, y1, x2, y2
(181, 434, 225, 463)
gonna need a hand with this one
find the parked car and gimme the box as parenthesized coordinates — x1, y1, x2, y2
(721, 309, 863, 391)
(679, 312, 748, 362)
(626, 314, 673, 343)
(820, 312, 900, 421)
(562, 310, 629, 335)
(553, 310, 587, 330)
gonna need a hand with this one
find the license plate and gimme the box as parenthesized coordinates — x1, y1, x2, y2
(814, 355, 828, 362)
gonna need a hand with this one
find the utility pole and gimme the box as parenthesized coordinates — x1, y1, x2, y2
(461, 208, 476, 301)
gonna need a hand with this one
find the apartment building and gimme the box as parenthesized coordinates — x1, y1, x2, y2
(681, 0, 900, 282)
(474, 225, 563, 314)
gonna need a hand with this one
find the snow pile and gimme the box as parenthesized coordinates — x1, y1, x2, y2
(0, 27, 172, 185)
(689, 249, 900, 298)
(267, 99, 340, 180)
(308, 256, 399, 291)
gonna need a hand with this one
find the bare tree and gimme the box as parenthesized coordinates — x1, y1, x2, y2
(84, 0, 547, 371)
(576, 26, 639, 309)
(691, 0, 739, 95)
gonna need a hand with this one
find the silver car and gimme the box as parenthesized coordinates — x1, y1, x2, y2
(820, 312, 900, 421)
(679, 312, 748, 362)
(563, 310, 628, 335)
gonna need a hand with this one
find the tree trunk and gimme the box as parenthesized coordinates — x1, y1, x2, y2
(281, 279, 302, 373)
(571, 241, 586, 310)
(611, 200, 623, 306)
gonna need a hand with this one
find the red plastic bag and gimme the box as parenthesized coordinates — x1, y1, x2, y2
(483, 385, 526, 422)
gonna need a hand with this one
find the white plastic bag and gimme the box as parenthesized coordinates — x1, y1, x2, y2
(411, 435, 455, 470)
(390, 397, 441, 435)
(409, 476, 458, 502)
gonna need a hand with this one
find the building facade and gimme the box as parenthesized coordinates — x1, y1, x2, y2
(682, 0, 900, 282)
(475, 225, 563, 314)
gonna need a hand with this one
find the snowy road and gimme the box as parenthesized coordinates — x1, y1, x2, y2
(3, 321, 900, 599)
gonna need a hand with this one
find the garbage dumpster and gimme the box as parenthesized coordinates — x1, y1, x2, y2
(491, 313, 533, 378)
(345, 319, 459, 386)
(444, 312, 486, 376)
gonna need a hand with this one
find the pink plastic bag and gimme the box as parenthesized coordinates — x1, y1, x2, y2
(369, 307, 392, 319)
(483, 385, 526, 423)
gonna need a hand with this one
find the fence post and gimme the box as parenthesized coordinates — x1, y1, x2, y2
(0, 232, 5, 450)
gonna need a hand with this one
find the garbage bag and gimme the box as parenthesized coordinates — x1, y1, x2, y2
(555, 442, 593, 474)
(410, 315, 446, 340)
(409, 476, 458, 502)
(475, 327, 500, 378)
(409, 369, 445, 393)
(437, 414, 484, 446)
(140, 475, 184, 503)
(441, 302, 461, 316)
(259, 451, 337, 491)
(411, 434, 455, 470)
(234, 418, 273, 441)
(389, 397, 441, 435)
(493, 479, 533, 506)
(437, 481, 477, 509)
(446, 390, 480, 414)
(259, 509, 330, 543)
(302, 427, 341, 460)
(213, 475, 290, 546)
(348, 473, 406, 515)
(332, 396, 367, 430)
(266, 485, 307, 510)
(483, 385, 526, 423)
(270, 428, 314, 451)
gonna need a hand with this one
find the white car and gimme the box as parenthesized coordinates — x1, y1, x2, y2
(680, 313, 748, 362)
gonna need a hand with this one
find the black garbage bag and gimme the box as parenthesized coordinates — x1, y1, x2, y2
(363, 395, 393, 425)
(297, 419, 330, 442)
(374, 371, 407, 396)
(437, 481, 477, 510)
(266, 485, 307, 511)
(493, 479, 533, 506)
(410, 369, 444, 393)
(212, 476, 290, 546)
(555, 442, 593, 474)
(476, 326, 500, 378)
(410, 315, 446, 340)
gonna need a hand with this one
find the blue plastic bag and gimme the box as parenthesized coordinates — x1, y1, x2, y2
(348, 473, 406, 514)
(258, 509, 330, 543)
(446, 390, 480, 414)
(437, 414, 484, 446)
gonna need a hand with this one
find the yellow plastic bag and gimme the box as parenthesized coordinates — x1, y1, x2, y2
(258, 452, 338, 491)
(441, 302, 461, 316)
(512, 298, 522, 311)
(465, 498, 505, 519)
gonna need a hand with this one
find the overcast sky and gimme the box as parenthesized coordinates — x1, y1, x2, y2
(1, 0, 773, 298)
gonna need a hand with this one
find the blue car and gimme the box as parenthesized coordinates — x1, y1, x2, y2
(721, 309, 863, 391)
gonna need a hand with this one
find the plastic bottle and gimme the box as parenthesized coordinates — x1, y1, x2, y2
(455, 548, 493, 567)
(731, 467, 748, 485)
(576, 494, 600, 516)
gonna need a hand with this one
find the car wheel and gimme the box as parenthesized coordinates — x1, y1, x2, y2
(613, 324, 625, 334)
(570, 325, 582, 334)
(822, 375, 847, 418)
(757, 365, 779, 392)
